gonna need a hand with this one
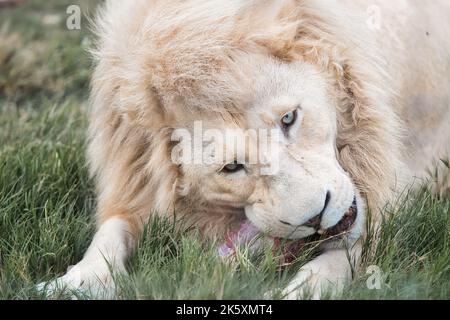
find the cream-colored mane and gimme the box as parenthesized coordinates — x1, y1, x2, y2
(87, 0, 404, 237)
(38, 0, 450, 299)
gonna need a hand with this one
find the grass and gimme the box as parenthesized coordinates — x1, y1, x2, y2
(0, 1, 449, 300)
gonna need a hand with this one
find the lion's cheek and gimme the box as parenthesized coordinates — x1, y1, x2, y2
(244, 204, 287, 236)
(244, 203, 317, 239)
(200, 177, 255, 205)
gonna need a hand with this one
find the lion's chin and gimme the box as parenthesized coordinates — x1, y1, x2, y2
(218, 200, 359, 263)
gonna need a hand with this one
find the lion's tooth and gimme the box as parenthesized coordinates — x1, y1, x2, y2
(317, 229, 325, 235)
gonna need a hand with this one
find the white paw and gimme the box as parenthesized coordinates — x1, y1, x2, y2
(263, 269, 319, 300)
(281, 266, 349, 300)
(281, 249, 354, 300)
(282, 269, 325, 300)
(36, 260, 123, 299)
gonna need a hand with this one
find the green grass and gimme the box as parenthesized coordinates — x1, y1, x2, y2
(0, 1, 449, 300)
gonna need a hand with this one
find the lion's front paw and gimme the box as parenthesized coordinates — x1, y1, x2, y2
(282, 260, 351, 300)
(282, 268, 328, 300)
(36, 260, 122, 299)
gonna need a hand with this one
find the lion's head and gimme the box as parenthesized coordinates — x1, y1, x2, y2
(88, 0, 404, 242)
(171, 56, 365, 242)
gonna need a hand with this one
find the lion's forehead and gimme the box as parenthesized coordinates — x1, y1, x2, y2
(94, 0, 327, 114)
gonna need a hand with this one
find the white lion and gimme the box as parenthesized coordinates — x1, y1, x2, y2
(38, 0, 450, 299)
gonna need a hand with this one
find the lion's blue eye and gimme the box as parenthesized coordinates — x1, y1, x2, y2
(281, 110, 297, 127)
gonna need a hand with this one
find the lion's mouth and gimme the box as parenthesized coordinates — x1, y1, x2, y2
(218, 199, 358, 262)
(316, 197, 358, 237)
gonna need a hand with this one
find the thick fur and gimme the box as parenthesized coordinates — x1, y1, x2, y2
(39, 0, 450, 298)
(87, 0, 417, 237)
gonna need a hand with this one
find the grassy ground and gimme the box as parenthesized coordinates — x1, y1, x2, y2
(0, 1, 449, 300)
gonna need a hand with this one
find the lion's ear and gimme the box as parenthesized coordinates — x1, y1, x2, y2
(238, 0, 297, 20)
(236, 0, 300, 50)
(116, 80, 167, 130)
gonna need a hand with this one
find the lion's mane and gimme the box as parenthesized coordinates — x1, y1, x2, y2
(87, 0, 404, 237)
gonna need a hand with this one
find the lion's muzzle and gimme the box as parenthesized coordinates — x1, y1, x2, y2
(218, 199, 359, 262)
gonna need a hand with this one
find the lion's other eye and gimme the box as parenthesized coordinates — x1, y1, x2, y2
(222, 161, 245, 173)
(281, 109, 298, 128)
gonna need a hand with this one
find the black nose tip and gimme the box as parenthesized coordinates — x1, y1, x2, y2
(301, 191, 331, 229)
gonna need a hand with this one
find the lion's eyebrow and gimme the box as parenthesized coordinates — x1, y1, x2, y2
(277, 104, 302, 114)
(260, 112, 276, 126)
(260, 105, 301, 126)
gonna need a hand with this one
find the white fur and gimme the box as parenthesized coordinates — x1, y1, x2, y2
(38, 0, 450, 300)
(283, 245, 361, 300)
